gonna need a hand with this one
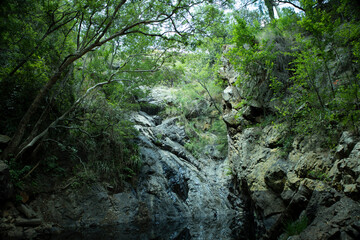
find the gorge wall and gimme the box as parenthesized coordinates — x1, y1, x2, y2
(1, 87, 241, 239)
(2, 52, 360, 240)
(220, 46, 360, 240)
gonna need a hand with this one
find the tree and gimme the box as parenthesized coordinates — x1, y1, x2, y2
(238, 0, 304, 20)
(228, 0, 360, 140)
(1, 0, 233, 160)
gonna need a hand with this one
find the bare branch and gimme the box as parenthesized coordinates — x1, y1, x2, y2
(95, 0, 128, 43)
(81, 11, 97, 49)
(197, 80, 223, 114)
(277, 0, 305, 11)
(55, 125, 99, 138)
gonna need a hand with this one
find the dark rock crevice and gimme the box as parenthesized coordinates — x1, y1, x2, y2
(162, 164, 189, 202)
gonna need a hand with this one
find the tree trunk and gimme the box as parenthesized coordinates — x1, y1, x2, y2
(265, 0, 275, 20)
(13, 79, 118, 160)
(1, 71, 62, 159)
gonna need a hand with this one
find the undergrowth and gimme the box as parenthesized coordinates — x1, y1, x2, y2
(161, 76, 227, 159)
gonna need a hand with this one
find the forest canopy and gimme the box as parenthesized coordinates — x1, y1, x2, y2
(1, 0, 360, 191)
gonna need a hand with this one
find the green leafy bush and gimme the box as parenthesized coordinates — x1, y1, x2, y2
(307, 170, 331, 182)
(6, 158, 31, 190)
(285, 215, 309, 236)
(160, 49, 228, 159)
(227, 2, 360, 148)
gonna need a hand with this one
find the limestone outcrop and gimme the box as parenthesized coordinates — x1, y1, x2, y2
(220, 49, 360, 240)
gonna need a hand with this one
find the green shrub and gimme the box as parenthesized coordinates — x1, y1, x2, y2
(228, 4, 360, 148)
(6, 158, 31, 190)
(285, 215, 309, 236)
(307, 170, 331, 182)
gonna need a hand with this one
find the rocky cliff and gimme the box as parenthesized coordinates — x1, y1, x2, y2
(1, 87, 239, 239)
(220, 46, 360, 240)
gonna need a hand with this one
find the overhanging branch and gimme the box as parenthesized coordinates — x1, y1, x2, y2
(277, 0, 305, 12)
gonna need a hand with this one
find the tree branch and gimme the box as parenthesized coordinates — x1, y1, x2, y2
(13, 78, 128, 160)
(277, 0, 305, 11)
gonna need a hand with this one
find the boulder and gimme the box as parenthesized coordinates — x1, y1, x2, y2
(223, 109, 243, 127)
(139, 102, 163, 115)
(130, 111, 156, 127)
(335, 131, 357, 159)
(153, 117, 187, 145)
(301, 193, 360, 240)
(221, 43, 360, 240)
(18, 204, 37, 219)
(203, 144, 223, 160)
(222, 86, 233, 102)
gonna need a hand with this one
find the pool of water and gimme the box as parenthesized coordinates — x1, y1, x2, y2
(46, 217, 251, 240)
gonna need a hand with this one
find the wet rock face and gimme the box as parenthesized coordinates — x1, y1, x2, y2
(162, 164, 189, 201)
(133, 105, 234, 223)
(220, 55, 360, 239)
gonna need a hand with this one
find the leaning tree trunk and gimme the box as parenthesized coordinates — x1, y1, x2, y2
(1, 72, 62, 160)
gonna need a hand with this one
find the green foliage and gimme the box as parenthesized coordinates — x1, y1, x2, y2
(0, 0, 78, 135)
(5, 158, 31, 190)
(155, 133, 163, 145)
(180, 105, 227, 159)
(158, 58, 186, 87)
(307, 170, 330, 182)
(235, 99, 248, 109)
(210, 118, 229, 154)
(227, 16, 280, 102)
(284, 214, 309, 236)
(182, 115, 227, 159)
(1, 0, 234, 185)
(184, 139, 205, 158)
(166, 17, 232, 158)
(228, 1, 360, 147)
(225, 166, 233, 176)
(42, 155, 63, 174)
(159, 45, 228, 159)
(15, 194, 23, 203)
(63, 95, 142, 190)
(278, 134, 295, 157)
